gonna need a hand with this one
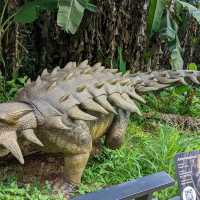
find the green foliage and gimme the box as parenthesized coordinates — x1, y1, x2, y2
(159, 9, 184, 69)
(160, 10, 183, 70)
(169, 41, 184, 70)
(142, 85, 200, 117)
(79, 122, 200, 199)
(0, 73, 27, 102)
(111, 47, 127, 74)
(160, 10, 176, 41)
(57, 0, 96, 34)
(147, 0, 165, 36)
(0, 0, 17, 67)
(177, 0, 200, 23)
(147, 0, 200, 69)
(187, 62, 198, 70)
(15, 0, 57, 23)
(15, 0, 96, 34)
(116, 47, 126, 74)
(0, 177, 64, 200)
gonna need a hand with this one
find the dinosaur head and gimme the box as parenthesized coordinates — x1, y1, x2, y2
(0, 102, 41, 164)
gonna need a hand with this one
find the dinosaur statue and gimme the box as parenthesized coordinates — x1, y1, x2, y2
(0, 60, 199, 197)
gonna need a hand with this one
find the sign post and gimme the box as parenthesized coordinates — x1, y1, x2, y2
(176, 151, 200, 200)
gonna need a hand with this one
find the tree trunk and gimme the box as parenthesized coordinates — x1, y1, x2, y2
(1, 0, 200, 79)
(19, 0, 151, 79)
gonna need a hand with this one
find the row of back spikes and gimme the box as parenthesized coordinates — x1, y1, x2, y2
(22, 60, 146, 120)
(22, 60, 200, 123)
(26, 60, 131, 87)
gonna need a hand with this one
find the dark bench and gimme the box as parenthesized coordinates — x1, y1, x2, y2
(170, 197, 181, 200)
(71, 171, 176, 200)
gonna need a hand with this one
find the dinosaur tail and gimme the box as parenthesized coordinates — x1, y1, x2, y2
(128, 70, 200, 93)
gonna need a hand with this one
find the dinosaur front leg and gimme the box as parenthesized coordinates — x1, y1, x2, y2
(52, 152, 91, 199)
(64, 120, 92, 185)
(64, 152, 91, 185)
(105, 109, 130, 149)
(45, 120, 92, 198)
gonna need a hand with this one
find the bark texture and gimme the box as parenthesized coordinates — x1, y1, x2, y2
(19, 0, 149, 78)
(1, 0, 200, 79)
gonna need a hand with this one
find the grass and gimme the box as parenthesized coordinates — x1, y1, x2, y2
(1, 84, 200, 199)
(1, 121, 200, 200)
(79, 120, 200, 199)
(142, 85, 200, 117)
(0, 179, 57, 200)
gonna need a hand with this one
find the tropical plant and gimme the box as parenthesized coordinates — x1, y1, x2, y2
(0, 0, 18, 67)
(15, 0, 96, 34)
(116, 47, 126, 74)
(0, 72, 27, 102)
(147, 0, 200, 69)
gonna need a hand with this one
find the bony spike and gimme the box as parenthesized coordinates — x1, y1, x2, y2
(95, 95, 117, 114)
(81, 99, 109, 114)
(22, 129, 44, 147)
(68, 106, 97, 121)
(0, 131, 24, 164)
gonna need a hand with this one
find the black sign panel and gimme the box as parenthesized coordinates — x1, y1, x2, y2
(176, 151, 200, 200)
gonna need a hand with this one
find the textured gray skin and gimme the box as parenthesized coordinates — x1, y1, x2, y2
(0, 60, 200, 197)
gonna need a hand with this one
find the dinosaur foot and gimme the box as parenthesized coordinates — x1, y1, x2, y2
(91, 140, 102, 156)
(47, 173, 76, 200)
